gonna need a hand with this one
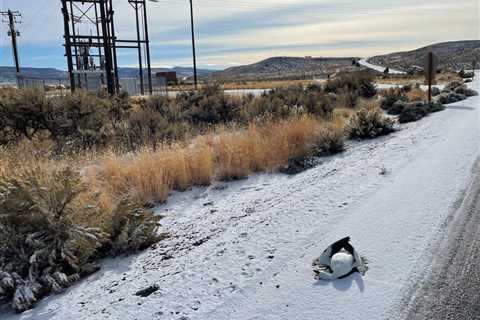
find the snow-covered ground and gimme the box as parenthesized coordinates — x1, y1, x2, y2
(359, 58, 406, 75)
(4, 79, 479, 320)
(375, 83, 446, 92)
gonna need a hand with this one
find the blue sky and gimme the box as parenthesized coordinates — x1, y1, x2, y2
(0, 0, 478, 70)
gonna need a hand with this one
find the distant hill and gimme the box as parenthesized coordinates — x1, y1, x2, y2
(210, 56, 360, 81)
(0, 67, 67, 82)
(0, 66, 216, 83)
(118, 67, 216, 79)
(368, 40, 480, 71)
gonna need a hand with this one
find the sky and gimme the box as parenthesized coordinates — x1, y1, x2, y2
(0, 0, 478, 70)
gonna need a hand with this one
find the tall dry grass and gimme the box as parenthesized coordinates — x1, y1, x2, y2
(406, 88, 427, 102)
(88, 115, 344, 205)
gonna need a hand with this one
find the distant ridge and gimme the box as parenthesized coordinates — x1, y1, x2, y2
(0, 66, 216, 83)
(210, 56, 360, 81)
(368, 40, 480, 71)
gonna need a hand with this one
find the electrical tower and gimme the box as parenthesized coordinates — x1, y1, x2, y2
(60, 0, 153, 95)
(1, 10, 22, 75)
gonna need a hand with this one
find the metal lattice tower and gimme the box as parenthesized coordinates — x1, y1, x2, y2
(60, 0, 153, 95)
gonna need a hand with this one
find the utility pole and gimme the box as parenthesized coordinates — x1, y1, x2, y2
(189, 0, 198, 89)
(143, 1, 153, 95)
(1, 10, 21, 74)
(133, 1, 144, 95)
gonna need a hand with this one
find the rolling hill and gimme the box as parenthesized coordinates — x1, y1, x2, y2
(210, 56, 360, 81)
(368, 40, 480, 71)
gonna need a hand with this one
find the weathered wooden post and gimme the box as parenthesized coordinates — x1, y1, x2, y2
(424, 51, 438, 104)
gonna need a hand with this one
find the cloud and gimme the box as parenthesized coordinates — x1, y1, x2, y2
(0, 0, 477, 69)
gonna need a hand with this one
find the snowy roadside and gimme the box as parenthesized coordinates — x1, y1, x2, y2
(4, 79, 479, 320)
(359, 58, 406, 75)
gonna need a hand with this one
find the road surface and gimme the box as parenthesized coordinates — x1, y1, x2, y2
(359, 58, 406, 75)
(402, 159, 480, 320)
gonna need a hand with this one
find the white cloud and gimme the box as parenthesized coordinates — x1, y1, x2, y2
(1, 0, 477, 68)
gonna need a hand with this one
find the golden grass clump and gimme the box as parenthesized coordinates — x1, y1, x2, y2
(406, 88, 427, 102)
(88, 115, 345, 205)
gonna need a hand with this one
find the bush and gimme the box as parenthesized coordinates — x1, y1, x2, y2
(454, 85, 478, 97)
(325, 72, 377, 98)
(346, 108, 395, 139)
(47, 91, 112, 148)
(244, 85, 334, 120)
(380, 88, 407, 111)
(0, 165, 161, 312)
(444, 80, 464, 92)
(176, 83, 242, 125)
(398, 102, 429, 123)
(0, 166, 106, 312)
(336, 90, 359, 109)
(387, 100, 408, 115)
(458, 69, 474, 79)
(426, 102, 445, 113)
(109, 199, 163, 255)
(122, 107, 188, 148)
(0, 89, 125, 149)
(0, 88, 50, 142)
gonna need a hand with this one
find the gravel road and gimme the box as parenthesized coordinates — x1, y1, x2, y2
(404, 159, 480, 320)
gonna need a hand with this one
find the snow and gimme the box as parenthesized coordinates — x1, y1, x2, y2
(3, 79, 479, 320)
(375, 83, 445, 91)
(359, 58, 407, 75)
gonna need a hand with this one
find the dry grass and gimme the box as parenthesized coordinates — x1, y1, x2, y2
(376, 72, 461, 86)
(406, 88, 427, 102)
(167, 79, 319, 92)
(357, 98, 381, 110)
(86, 115, 344, 205)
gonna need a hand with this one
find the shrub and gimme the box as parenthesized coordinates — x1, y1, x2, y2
(0, 88, 50, 141)
(387, 100, 408, 115)
(176, 83, 242, 125)
(47, 91, 112, 148)
(336, 90, 359, 109)
(243, 86, 334, 120)
(454, 85, 478, 97)
(325, 72, 377, 98)
(426, 102, 445, 113)
(122, 107, 188, 148)
(346, 108, 395, 139)
(0, 89, 118, 149)
(444, 80, 464, 92)
(109, 199, 163, 255)
(0, 164, 162, 312)
(380, 88, 407, 111)
(398, 102, 429, 123)
(458, 69, 474, 79)
(0, 166, 106, 312)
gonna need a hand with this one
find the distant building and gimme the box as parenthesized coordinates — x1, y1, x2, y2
(155, 71, 177, 85)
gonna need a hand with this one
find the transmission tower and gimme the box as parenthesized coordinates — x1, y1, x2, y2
(1, 10, 22, 75)
(60, 0, 153, 95)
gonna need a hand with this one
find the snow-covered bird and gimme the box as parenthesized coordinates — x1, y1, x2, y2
(312, 237, 366, 280)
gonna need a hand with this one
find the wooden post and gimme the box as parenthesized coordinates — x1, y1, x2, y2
(428, 52, 433, 104)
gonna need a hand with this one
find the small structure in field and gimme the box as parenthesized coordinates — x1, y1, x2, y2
(156, 71, 178, 85)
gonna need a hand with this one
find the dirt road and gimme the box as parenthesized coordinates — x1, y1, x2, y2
(403, 159, 480, 320)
